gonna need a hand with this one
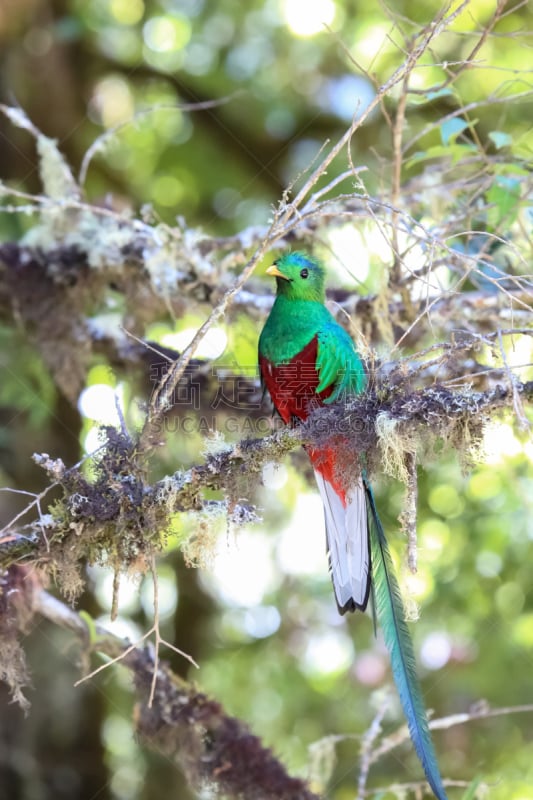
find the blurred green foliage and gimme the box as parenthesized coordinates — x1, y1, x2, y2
(1, 1, 533, 800)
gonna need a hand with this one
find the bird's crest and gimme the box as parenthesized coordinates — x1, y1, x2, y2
(267, 251, 326, 302)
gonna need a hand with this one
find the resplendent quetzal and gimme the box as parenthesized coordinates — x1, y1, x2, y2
(258, 251, 447, 800)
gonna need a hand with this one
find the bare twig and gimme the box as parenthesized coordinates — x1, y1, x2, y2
(73, 606, 198, 692)
(79, 96, 243, 185)
(497, 328, 531, 431)
(356, 696, 391, 800)
(142, 226, 276, 439)
(370, 700, 533, 768)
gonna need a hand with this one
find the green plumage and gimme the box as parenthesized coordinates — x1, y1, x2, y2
(365, 481, 448, 800)
(258, 252, 365, 401)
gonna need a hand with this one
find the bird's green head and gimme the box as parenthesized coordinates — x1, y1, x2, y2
(266, 252, 326, 302)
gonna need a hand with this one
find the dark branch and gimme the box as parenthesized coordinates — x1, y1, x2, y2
(33, 590, 319, 800)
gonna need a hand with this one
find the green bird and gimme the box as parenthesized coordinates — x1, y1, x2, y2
(258, 251, 447, 800)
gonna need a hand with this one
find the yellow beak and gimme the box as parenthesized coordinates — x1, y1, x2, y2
(266, 264, 289, 280)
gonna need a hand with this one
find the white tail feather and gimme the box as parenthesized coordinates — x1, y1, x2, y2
(314, 470, 370, 612)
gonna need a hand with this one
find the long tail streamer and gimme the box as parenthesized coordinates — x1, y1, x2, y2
(364, 478, 448, 800)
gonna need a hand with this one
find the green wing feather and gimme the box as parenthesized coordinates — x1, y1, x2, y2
(316, 322, 366, 400)
(364, 478, 448, 800)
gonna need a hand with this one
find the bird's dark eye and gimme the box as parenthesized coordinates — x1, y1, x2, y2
(300, 268, 309, 279)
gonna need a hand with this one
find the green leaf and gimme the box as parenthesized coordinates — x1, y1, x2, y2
(489, 130, 512, 150)
(487, 176, 521, 230)
(410, 86, 454, 105)
(450, 142, 477, 164)
(426, 86, 454, 101)
(79, 611, 98, 644)
(440, 117, 468, 145)
(405, 145, 452, 169)
(461, 776, 482, 799)
(493, 162, 529, 177)
(406, 142, 475, 170)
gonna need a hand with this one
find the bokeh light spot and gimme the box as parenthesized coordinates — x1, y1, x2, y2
(78, 383, 124, 424)
(243, 605, 281, 639)
(262, 462, 288, 490)
(353, 650, 387, 686)
(151, 174, 185, 207)
(205, 532, 278, 607)
(467, 469, 502, 500)
(277, 493, 326, 576)
(475, 550, 503, 578)
(303, 630, 354, 676)
(161, 326, 227, 360)
(420, 631, 452, 670)
(428, 484, 464, 518)
(496, 582, 525, 618)
(143, 15, 191, 52)
(283, 0, 335, 37)
(484, 422, 524, 463)
(512, 613, 533, 649)
(110, 0, 144, 26)
(328, 225, 369, 284)
(90, 76, 134, 128)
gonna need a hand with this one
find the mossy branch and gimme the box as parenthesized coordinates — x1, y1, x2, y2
(33, 589, 320, 800)
(0, 377, 531, 583)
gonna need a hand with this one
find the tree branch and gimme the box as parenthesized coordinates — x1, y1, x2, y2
(0, 377, 531, 577)
(33, 590, 320, 800)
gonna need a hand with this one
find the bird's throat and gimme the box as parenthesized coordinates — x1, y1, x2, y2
(259, 295, 324, 364)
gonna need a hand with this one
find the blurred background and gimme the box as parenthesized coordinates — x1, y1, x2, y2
(1, 1, 533, 799)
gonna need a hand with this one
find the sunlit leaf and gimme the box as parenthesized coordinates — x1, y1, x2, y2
(489, 130, 512, 150)
(409, 86, 455, 104)
(405, 145, 453, 169)
(461, 776, 482, 799)
(440, 117, 469, 144)
(487, 175, 521, 230)
(427, 87, 454, 101)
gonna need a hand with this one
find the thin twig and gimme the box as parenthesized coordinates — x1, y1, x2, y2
(148, 556, 161, 708)
(370, 701, 533, 766)
(497, 328, 531, 431)
(79, 96, 243, 185)
(356, 695, 391, 800)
